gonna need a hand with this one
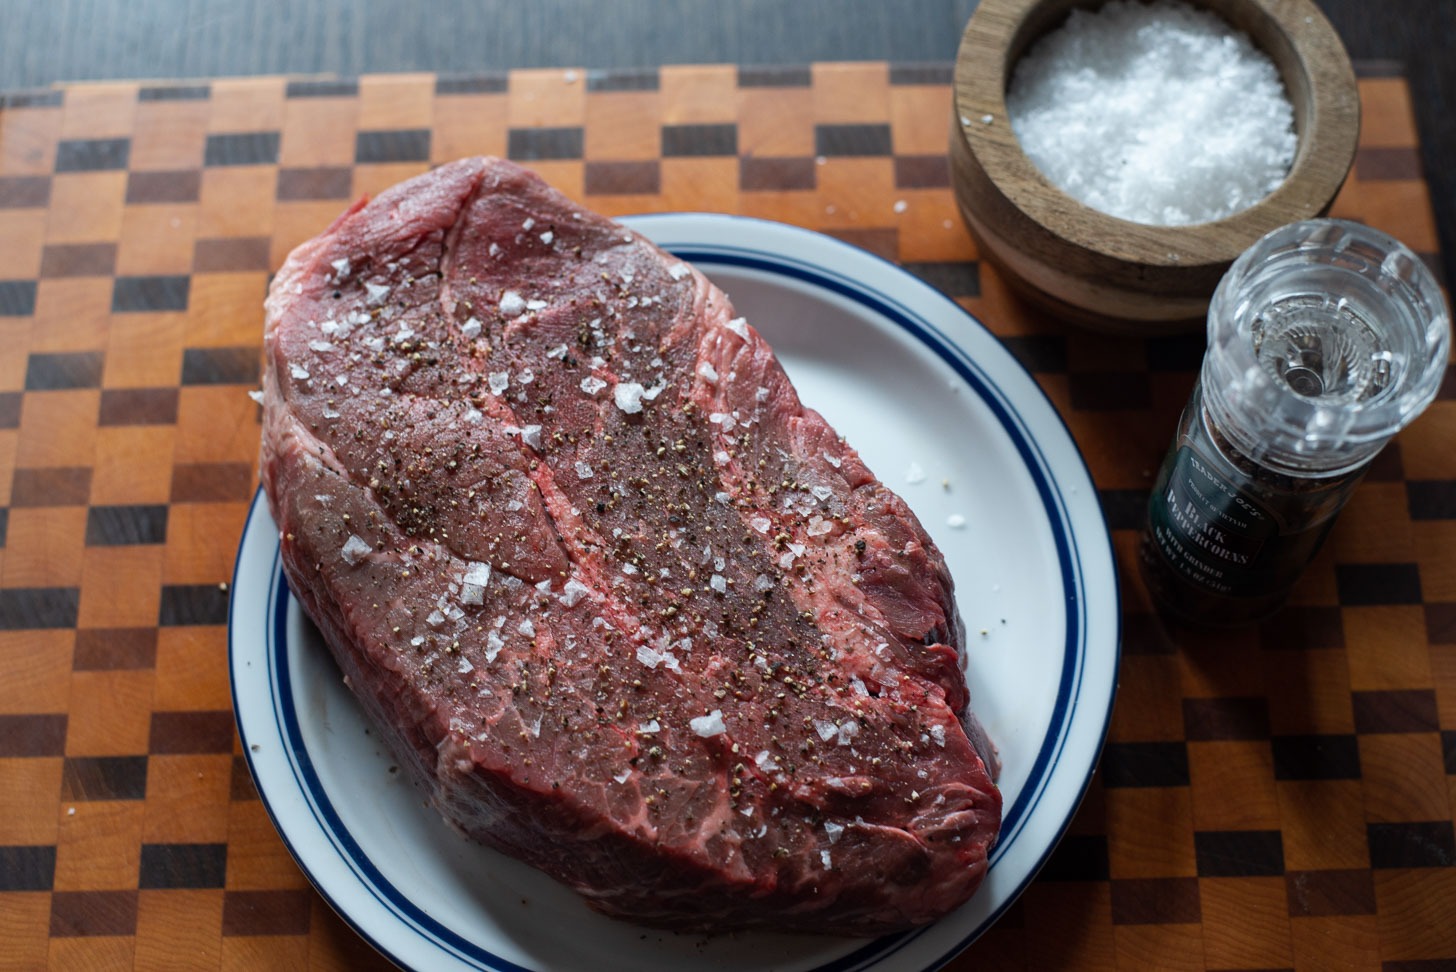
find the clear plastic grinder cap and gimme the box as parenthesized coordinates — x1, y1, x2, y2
(1202, 218, 1451, 477)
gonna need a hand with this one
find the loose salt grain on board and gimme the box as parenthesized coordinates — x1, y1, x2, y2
(1006, 0, 1297, 226)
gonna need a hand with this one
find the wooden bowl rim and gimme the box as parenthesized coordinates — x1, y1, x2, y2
(953, 0, 1360, 270)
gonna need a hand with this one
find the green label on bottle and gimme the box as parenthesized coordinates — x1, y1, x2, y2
(1146, 445, 1283, 597)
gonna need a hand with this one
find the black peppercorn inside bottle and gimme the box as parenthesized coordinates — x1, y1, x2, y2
(1138, 383, 1366, 627)
(1138, 220, 1449, 627)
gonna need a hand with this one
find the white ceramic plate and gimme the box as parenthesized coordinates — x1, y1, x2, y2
(230, 214, 1120, 972)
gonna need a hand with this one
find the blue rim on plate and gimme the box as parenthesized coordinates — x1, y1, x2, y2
(230, 213, 1121, 972)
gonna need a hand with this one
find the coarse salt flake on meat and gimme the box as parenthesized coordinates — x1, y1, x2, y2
(259, 156, 1000, 936)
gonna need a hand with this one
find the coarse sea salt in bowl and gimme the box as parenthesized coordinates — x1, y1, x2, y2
(950, 0, 1359, 333)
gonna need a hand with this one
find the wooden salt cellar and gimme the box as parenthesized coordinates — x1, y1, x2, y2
(950, 0, 1360, 333)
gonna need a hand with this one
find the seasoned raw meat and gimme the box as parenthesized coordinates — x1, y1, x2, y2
(259, 157, 1000, 935)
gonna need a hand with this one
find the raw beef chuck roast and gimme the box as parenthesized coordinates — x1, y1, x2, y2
(260, 156, 1001, 935)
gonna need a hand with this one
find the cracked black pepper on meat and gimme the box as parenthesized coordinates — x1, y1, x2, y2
(259, 156, 1001, 935)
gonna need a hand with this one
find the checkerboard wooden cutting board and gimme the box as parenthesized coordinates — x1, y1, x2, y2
(0, 62, 1451, 970)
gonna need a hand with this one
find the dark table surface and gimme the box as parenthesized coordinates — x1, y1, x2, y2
(3, 0, 1453, 289)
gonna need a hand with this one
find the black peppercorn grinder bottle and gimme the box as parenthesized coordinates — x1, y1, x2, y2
(1139, 219, 1450, 627)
